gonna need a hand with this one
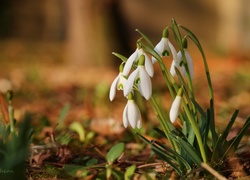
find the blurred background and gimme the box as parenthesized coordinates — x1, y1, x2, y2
(0, 0, 250, 131)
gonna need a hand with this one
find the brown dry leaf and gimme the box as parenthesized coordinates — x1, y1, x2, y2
(32, 151, 53, 166)
(56, 145, 73, 164)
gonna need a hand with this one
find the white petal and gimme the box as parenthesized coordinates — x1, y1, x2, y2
(184, 50, 194, 79)
(122, 103, 129, 128)
(169, 96, 182, 123)
(152, 38, 166, 63)
(109, 75, 120, 101)
(168, 41, 177, 62)
(144, 53, 154, 77)
(123, 68, 139, 97)
(123, 49, 139, 76)
(170, 60, 177, 77)
(177, 51, 186, 77)
(137, 117, 142, 128)
(139, 66, 152, 100)
(117, 73, 127, 90)
(155, 38, 167, 55)
(127, 100, 141, 129)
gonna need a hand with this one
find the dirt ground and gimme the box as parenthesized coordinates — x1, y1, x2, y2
(0, 41, 250, 179)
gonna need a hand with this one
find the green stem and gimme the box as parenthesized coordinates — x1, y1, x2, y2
(182, 101, 207, 163)
(148, 97, 173, 144)
(8, 105, 15, 135)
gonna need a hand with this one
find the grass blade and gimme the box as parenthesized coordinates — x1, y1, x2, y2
(135, 29, 154, 48)
(220, 109, 239, 146)
(112, 52, 128, 62)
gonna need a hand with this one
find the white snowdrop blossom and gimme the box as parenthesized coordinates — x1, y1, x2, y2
(124, 55, 152, 100)
(152, 29, 177, 64)
(123, 47, 154, 77)
(123, 93, 142, 129)
(109, 64, 127, 101)
(169, 87, 183, 123)
(177, 49, 194, 79)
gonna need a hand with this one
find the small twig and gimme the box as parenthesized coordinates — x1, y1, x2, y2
(201, 163, 227, 180)
(137, 162, 166, 169)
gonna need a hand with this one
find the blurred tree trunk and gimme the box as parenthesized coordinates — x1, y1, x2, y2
(216, 0, 250, 55)
(64, 0, 111, 66)
(42, 0, 63, 40)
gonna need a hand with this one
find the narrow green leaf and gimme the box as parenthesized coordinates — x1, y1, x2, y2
(137, 133, 191, 174)
(154, 141, 192, 171)
(180, 25, 214, 101)
(112, 52, 128, 62)
(231, 116, 250, 150)
(201, 109, 210, 150)
(220, 110, 239, 146)
(139, 41, 161, 62)
(153, 128, 167, 138)
(209, 99, 218, 148)
(151, 144, 183, 175)
(220, 116, 250, 162)
(171, 19, 182, 48)
(135, 29, 154, 48)
(106, 143, 125, 164)
(57, 103, 70, 129)
(211, 134, 223, 163)
(191, 98, 206, 118)
(172, 136, 202, 166)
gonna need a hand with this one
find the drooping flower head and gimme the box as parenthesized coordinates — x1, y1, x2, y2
(152, 28, 177, 64)
(169, 87, 183, 123)
(173, 38, 194, 79)
(123, 43, 154, 77)
(109, 63, 127, 101)
(123, 93, 142, 129)
(124, 54, 152, 100)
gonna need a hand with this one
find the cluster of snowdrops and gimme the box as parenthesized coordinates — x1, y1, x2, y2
(109, 25, 191, 129)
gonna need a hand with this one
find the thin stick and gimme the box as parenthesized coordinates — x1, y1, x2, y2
(201, 163, 227, 180)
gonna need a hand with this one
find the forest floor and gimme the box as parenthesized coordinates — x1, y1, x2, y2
(0, 41, 250, 179)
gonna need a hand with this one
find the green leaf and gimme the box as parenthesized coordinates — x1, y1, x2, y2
(220, 116, 250, 163)
(221, 110, 239, 146)
(171, 135, 202, 166)
(112, 52, 128, 62)
(191, 98, 206, 118)
(69, 122, 85, 142)
(180, 25, 214, 101)
(231, 116, 250, 150)
(111, 166, 123, 180)
(57, 103, 70, 129)
(64, 165, 88, 177)
(139, 41, 161, 62)
(135, 29, 154, 48)
(171, 19, 182, 48)
(137, 133, 191, 175)
(86, 158, 98, 167)
(209, 99, 218, 148)
(124, 165, 136, 180)
(106, 143, 125, 164)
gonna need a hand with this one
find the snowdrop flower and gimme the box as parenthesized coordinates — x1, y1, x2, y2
(169, 87, 183, 123)
(173, 39, 194, 79)
(123, 45, 154, 77)
(177, 49, 194, 79)
(152, 28, 177, 64)
(123, 93, 142, 129)
(109, 63, 127, 101)
(124, 55, 152, 100)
